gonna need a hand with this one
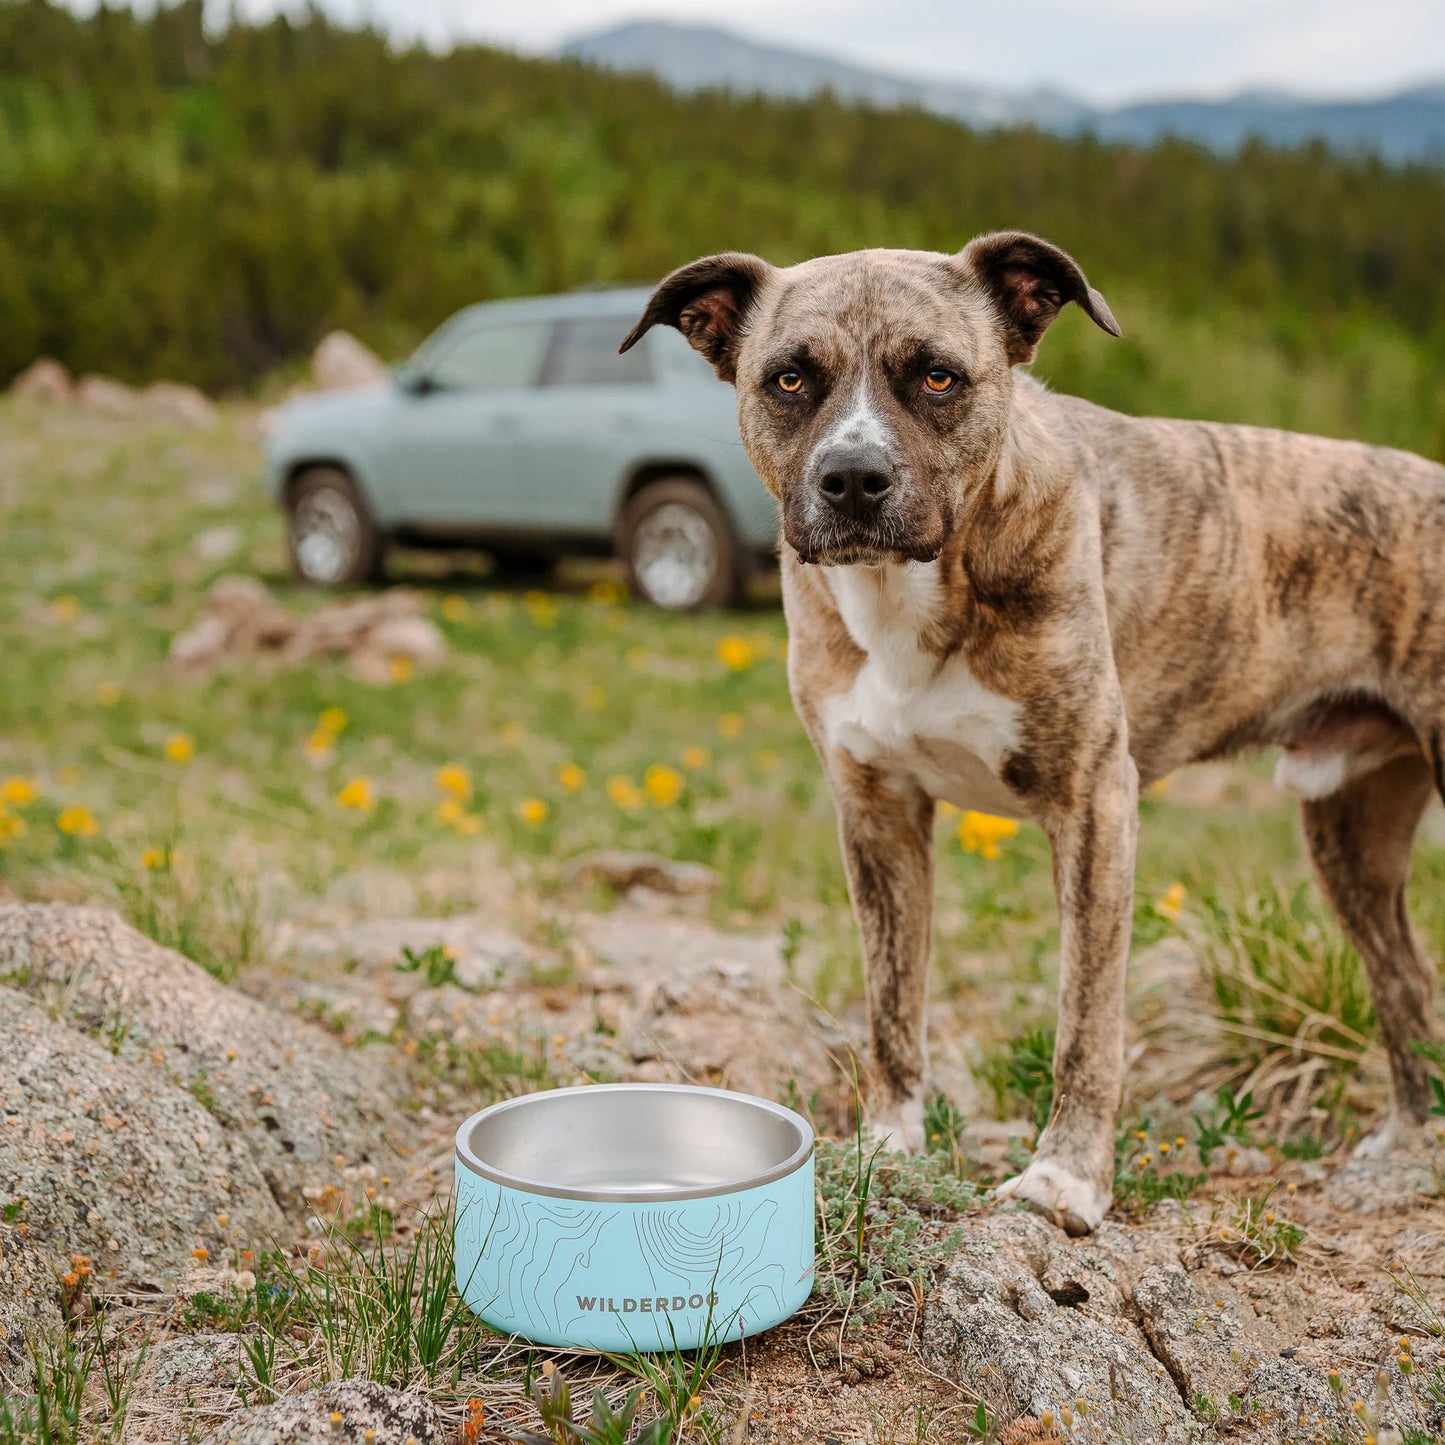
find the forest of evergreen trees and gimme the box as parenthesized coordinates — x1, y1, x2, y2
(1, 1, 1441, 453)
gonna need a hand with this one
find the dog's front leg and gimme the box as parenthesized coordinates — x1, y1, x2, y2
(997, 746, 1139, 1235)
(835, 765, 935, 1152)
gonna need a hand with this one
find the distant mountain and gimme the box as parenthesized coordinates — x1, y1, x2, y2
(560, 22, 1445, 165)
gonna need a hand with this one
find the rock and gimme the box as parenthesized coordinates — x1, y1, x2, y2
(169, 576, 446, 676)
(199, 1379, 446, 1444)
(1220, 1145, 1274, 1178)
(0, 905, 404, 1211)
(276, 916, 535, 992)
(0, 985, 285, 1290)
(1326, 1148, 1441, 1213)
(75, 374, 145, 417)
(143, 380, 219, 428)
(311, 332, 387, 392)
(1133, 1264, 1252, 1407)
(11, 358, 73, 404)
(564, 849, 722, 898)
(0, 1223, 63, 1385)
(194, 527, 242, 564)
(923, 1212, 1201, 1442)
(577, 909, 846, 1099)
(123, 1333, 246, 1443)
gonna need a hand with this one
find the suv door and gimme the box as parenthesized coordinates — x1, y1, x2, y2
(507, 315, 654, 533)
(374, 317, 552, 528)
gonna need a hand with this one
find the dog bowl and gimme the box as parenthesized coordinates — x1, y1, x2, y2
(453, 1083, 815, 1352)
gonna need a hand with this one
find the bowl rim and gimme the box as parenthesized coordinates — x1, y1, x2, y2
(454, 1082, 815, 1202)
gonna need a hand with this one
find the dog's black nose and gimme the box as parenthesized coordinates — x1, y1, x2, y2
(816, 448, 895, 520)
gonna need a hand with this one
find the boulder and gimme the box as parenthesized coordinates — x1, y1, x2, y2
(144, 380, 219, 428)
(0, 985, 285, 1292)
(564, 849, 721, 898)
(10, 358, 72, 404)
(199, 1379, 447, 1444)
(0, 905, 404, 1212)
(75, 374, 145, 417)
(0, 1224, 64, 1386)
(122, 1333, 246, 1444)
(311, 332, 387, 392)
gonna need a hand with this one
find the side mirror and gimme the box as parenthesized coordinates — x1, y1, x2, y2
(395, 365, 435, 396)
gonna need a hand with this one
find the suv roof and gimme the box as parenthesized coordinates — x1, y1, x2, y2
(447, 287, 654, 328)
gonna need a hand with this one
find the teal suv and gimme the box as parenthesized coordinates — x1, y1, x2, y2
(262, 289, 779, 610)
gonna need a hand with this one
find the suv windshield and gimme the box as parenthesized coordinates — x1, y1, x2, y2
(418, 319, 552, 390)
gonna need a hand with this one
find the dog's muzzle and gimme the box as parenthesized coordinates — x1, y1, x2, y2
(788, 443, 943, 566)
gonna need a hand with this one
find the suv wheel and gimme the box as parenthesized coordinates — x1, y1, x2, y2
(618, 478, 741, 611)
(287, 466, 385, 587)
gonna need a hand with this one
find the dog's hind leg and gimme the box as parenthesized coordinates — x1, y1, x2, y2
(1300, 750, 1438, 1154)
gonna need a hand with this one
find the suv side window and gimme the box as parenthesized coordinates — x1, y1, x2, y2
(542, 317, 652, 386)
(427, 321, 551, 390)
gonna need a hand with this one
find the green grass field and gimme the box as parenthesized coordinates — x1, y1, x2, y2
(2, 394, 1442, 1143)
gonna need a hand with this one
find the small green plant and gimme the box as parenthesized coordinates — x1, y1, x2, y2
(1278, 1133, 1324, 1161)
(923, 1092, 968, 1176)
(187, 1069, 217, 1114)
(1193, 1087, 1264, 1165)
(2, 1198, 25, 1225)
(394, 943, 461, 989)
(978, 1027, 1055, 1133)
(963, 1399, 1000, 1442)
(1216, 1184, 1304, 1268)
(513, 1362, 671, 1445)
(776, 1077, 819, 1123)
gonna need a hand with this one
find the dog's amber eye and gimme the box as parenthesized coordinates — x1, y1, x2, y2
(775, 371, 804, 395)
(924, 368, 957, 394)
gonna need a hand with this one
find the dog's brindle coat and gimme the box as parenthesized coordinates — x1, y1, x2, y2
(622, 233, 1445, 1235)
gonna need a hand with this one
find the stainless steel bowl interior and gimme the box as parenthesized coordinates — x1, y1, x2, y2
(456, 1084, 812, 1201)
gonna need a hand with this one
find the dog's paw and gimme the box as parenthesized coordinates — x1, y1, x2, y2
(1352, 1112, 1433, 1159)
(995, 1158, 1109, 1237)
(865, 1093, 925, 1154)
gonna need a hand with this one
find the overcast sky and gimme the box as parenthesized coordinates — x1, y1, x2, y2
(146, 0, 1445, 106)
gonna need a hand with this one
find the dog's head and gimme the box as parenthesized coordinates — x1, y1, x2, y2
(621, 233, 1119, 566)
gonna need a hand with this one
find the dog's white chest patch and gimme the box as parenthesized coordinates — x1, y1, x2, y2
(820, 564, 1026, 818)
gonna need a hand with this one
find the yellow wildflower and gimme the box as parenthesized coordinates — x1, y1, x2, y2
(164, 732, 195, 765)
(1, 778, 37, 807)
(580, 685, 607, 711)
(957, 810, 1019, 859)
(716, 635, 755, 671)
(0, 810, 27, 844)
(95, 681, 121, 707)
(644, 763, 684, 807)
(56, 805, 98, 838)
(434, 763, 472, 800)
(51, 594, 80, 623)
(588, 579, 626, 606)
(436, 798, 464, 825)
(606, 775, 644, 811)
(680, 745, 710, 771)
(318, 707, 348, 735)
(454, 813, 482, 837)
(1146, 774, 1173, 798)
(718, 712, 745, 739)
(305, 729, 335, 762)
(440, 594, 469, 622)
(557, 762, 586, 792)
(387, 655, 413, 684)
(517, 798, 549, 827)
(523, 591, 558, 627)
(1156, 881, 1187, 922)
(141, 845, 173, 871)
(500, 722, 525, 745)
(335, 777, 375, 812)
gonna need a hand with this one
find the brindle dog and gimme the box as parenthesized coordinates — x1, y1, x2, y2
(621, 232, 1445, 1235)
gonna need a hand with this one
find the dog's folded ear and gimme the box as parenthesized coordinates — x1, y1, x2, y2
(959, 232, 1121, 364)
(619, 253, 773, 383)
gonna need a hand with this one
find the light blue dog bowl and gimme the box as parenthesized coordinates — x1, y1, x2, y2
(453, 1083, 815, 1352)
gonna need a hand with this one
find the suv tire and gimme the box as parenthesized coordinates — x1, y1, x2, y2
(618, 478, 742, 611)
(286, 466, 386, 587)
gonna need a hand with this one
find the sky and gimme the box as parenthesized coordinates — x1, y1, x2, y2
(202, 0, 1445, 106)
